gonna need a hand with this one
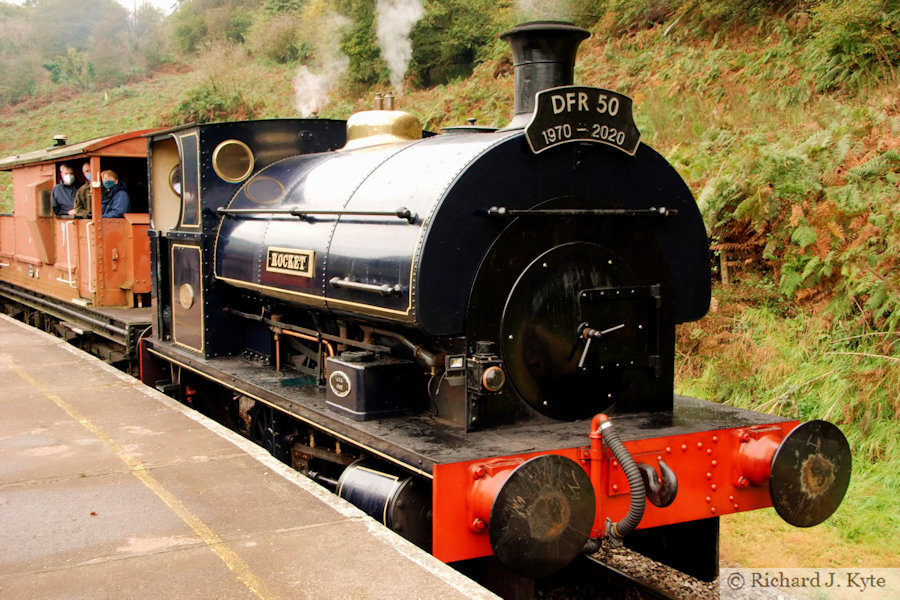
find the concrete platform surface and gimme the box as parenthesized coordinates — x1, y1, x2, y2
(0, 315, 497, 600)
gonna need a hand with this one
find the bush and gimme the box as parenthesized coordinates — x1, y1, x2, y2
(246, 13, 313, 64)
(809, 0, 900, 91)
(132, 4, 171, 71)
(162, 44, 263, 124)
(224, 6, 256, 44)
(171, 10, 209, 55)
(0, 57, 41, 106)
(697, 117, 900, 331)
(596, 0, 679, 32)
(408, 0, 500, 88)
(170, 0, 263, 55)
(693, 0, 806, 27)
(592, 0, 810, 34)
(0, 173, 12, 214)
(336, 0, 388, 87)
(167, 84, 262, 124)
(89, 19, 139, 86)
(43, 49, 95, 89)
(263, 0, 306, 12)
(334, 0, 503, 90)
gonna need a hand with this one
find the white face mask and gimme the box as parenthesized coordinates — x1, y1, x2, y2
(62, 174, 75, 185)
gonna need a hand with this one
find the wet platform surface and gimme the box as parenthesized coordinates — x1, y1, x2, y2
(0, 315, 496, 599)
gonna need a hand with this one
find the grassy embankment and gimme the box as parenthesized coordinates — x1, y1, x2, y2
(0, 15, 896, 569)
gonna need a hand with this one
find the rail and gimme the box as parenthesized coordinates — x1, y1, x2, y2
(329, 277, 402, 296)
(55, 220, 78, 288)
(486, 206, 677, 218)
(86, 221, 95, 294)
(582, 554, 680, 600)
(216, 206, 418, 224)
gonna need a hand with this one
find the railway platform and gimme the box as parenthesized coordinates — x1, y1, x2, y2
(0, 315, 496, 600)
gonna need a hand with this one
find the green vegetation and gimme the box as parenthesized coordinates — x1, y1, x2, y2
(408, 0, 505, 87)
(0, 0, 168, 105)
(169, 0, 261, 54)
(810, 0, 900, 92)
(0, 0, 897, 563)
(163, 44, 267, 124)
(677, 288, 899, 552)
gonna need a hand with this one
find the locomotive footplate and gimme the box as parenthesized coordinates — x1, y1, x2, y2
(141, 338, 850, 577)
(143, 339, 790, 475)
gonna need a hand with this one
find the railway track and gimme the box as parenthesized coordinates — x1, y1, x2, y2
(521, 552, 684, 599)
(585, 554, 682, 600)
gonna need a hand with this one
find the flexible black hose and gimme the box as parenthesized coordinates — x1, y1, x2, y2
(599, 417, 645, 547)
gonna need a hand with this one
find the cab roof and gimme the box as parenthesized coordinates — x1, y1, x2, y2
(0, 128, 162, 172)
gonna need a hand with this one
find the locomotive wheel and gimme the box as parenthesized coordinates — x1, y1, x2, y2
(489, 455, 595, 578)
(769, 420, 852, 527)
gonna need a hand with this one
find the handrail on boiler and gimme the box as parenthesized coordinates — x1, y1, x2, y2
(217, 206, 418, 224)
(56, 220, 78, 288)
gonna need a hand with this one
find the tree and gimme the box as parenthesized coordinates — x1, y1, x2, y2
(169, 0, 263, 54)
(133, 4, 170, 71)
(408, 0, 499, 88)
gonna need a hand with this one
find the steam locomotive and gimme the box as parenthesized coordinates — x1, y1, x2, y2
(137, 21, 851, 591)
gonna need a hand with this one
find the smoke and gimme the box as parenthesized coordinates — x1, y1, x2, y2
(516, 0, 574, 22)
(293, 12, 351, 117)
(375, 0, 424, 93)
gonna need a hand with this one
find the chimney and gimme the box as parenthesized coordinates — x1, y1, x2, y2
(500, 21, 590, 130)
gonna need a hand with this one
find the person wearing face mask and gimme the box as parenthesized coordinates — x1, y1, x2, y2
(99, 169, 130, 218)
(73, 161, 92, 219)
(51, 163, 78, 217)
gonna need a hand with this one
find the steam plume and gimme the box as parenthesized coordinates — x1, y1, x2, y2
(293, 12, 351, 117)
(375, 0, 424, 92)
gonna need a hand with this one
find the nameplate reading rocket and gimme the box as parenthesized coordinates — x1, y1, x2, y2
(266, 247, 315, 278)
(525, 86, 641, 156)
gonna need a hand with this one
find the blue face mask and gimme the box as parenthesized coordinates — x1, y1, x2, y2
(85, 173, 91, 182)
(102, 180, 115, 189)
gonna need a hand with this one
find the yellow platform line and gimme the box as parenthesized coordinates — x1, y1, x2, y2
(4, 356, 277, 600)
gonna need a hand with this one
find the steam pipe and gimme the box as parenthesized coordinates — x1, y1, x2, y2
(361, 326, 442, 370)
(591, 414, 646, 547)
(275, 327, 336, 358)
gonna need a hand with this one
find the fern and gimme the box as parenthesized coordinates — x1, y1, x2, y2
(779, 266, 805, 297)
(833, 134, 853, 166)
(848, 150, 900, 180)
(791, 224, 819, 248)
(762, 237, 778, 260)
(801, 254, 822, 280)
(796, 129, 832, 155)
(828, 184, 865, 213)
(809, 0, 900, 92)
